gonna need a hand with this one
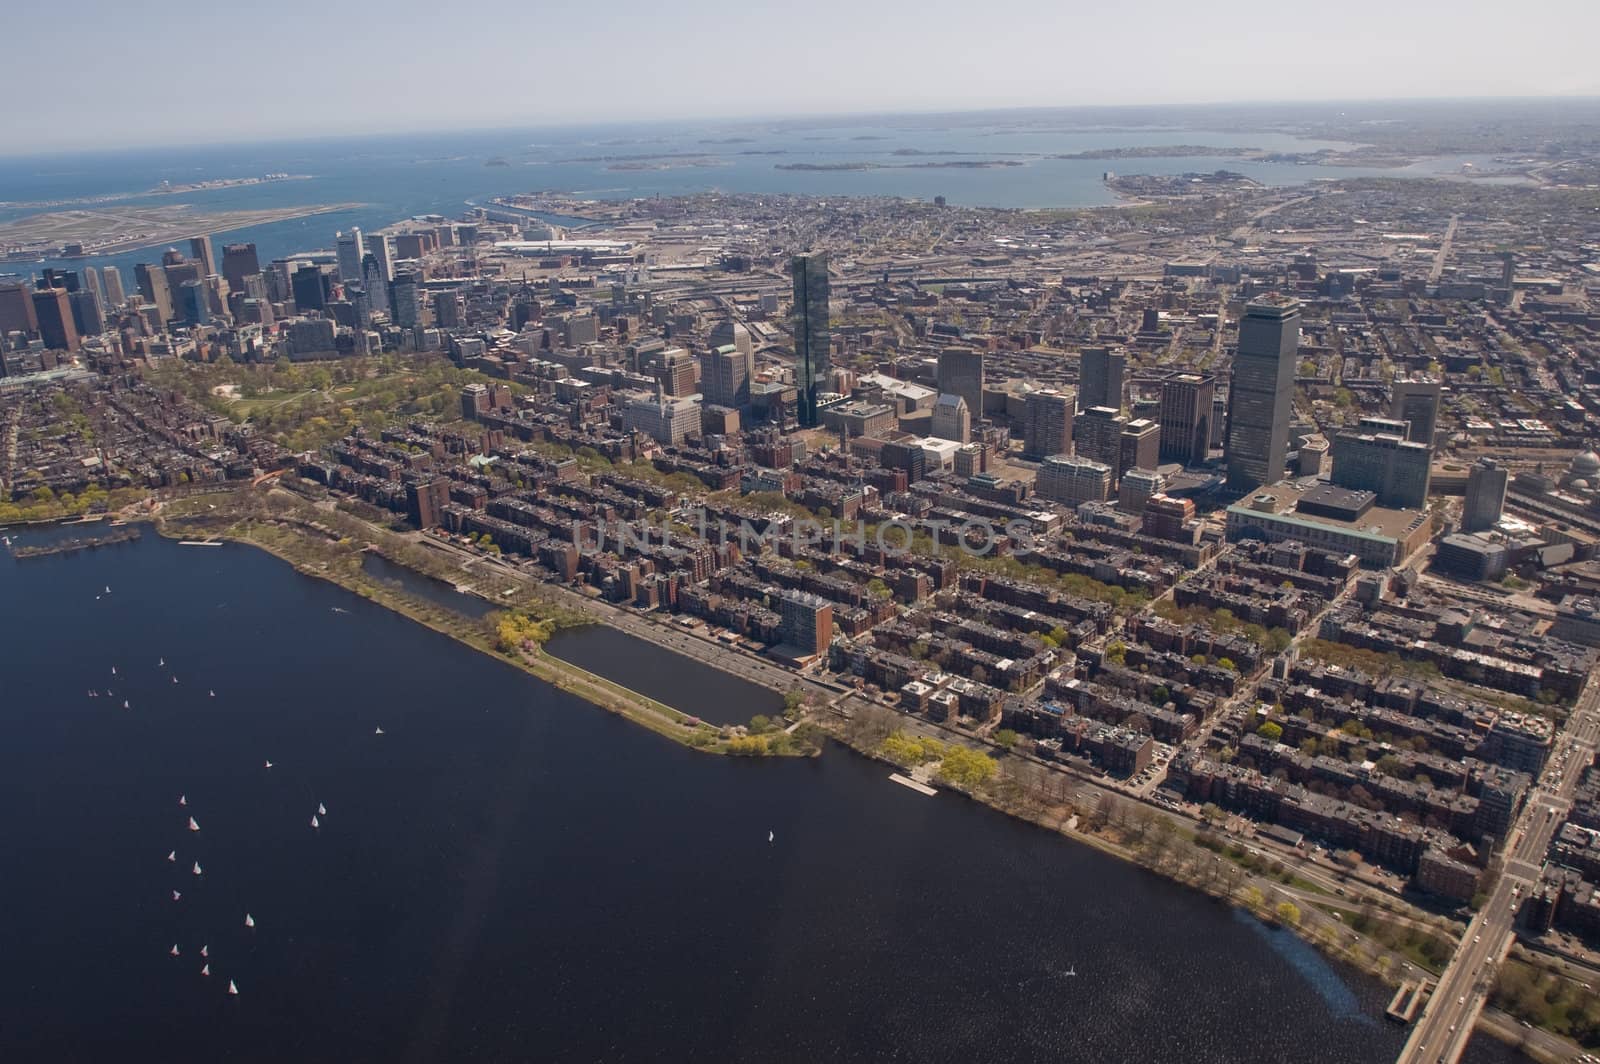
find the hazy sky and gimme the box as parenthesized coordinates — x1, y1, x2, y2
(8, 0, 1598, 153)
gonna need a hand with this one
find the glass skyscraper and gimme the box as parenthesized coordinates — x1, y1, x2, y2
(790, 252, 830, 427)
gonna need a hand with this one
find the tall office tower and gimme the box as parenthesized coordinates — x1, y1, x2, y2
(702, 344, 749, 410)
(790, 251, 830, 428)
(205, 275, 231, 320)
(135, 263, 174, 325)
(178, 279, 210, 325)
(1159, 371, 1215, 465)
(40, 267, 80, 292)
(390, 270, 421, 328)
(1501, 253, 1516, 291)
(101, 265, 125, 306)
(930, 393, 972, 443)
(1225, 295, 1301, 491)
(433, 291, 463, 329)
(1023, 388, 1074, 460)
(1078, 346, 1126, 413)
(709, 319, 754, 382)
(1463, 458, 1509, 533)
(335, 229, 365, 282)
(221, 243, 261, 291)
(188, 235, 217, 280)
(1329, 428, 1432, 509)
(656, 347, 698, 397)
(1119, 418, 1161, 477)
(1391, 375, 1442, 447)
(31, 288, 80, 351)
(0, 281, 40, 335)
(937, 347, 985, 423)
(1072, 405, 1125, 477)
(361, 254, 389, 319)
(82, 266, 105, 309)
(366, 233, 394, 282)
(292, 265, 328, 312)
(68, 289, 103, 336)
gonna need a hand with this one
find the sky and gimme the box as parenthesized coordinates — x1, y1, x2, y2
(7, 0, 1600, 154)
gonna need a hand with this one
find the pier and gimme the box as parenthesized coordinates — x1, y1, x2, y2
(1385, 979, 1431, 1024)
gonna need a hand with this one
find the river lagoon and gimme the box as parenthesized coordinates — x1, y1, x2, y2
(0, 528, 1523, 1062)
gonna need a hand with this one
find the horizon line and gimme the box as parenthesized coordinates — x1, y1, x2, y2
(3, 93, 1599, 162)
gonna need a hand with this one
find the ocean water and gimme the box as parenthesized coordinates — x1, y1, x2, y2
(0, 114, 1442, 284)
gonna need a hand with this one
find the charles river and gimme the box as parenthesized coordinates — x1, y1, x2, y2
(0, 527, 1528, 1063)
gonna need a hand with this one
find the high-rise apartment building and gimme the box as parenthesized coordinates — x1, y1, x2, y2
(778, 591, 834, 659)
(1159, 371, 1215, 465)
(1078, 346, 1126, 413)
(1072, 405, 1125, 474)
(1023, 388, 1074, 460)
(1119, 418, 1161, 479)
(1225, 295, 1301, 491)
(790, 252, 830, 428)
(937, 347, 985, 422)
(1036, 455, 1112, 507)
(1463, 458, 1509, 533)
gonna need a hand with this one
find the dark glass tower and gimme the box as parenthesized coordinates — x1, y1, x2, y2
(790, 252, 830, 428)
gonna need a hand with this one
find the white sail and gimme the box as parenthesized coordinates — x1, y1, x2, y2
(264, 760, 273, 769)
(374, 726, 384, 735)
(167, 850, 176, 862)
(227, 980, 238, 995)
(193, 862, 202, 876)
(170, 944, 179, 957)
(179, 795, 186, 806)
(311, 814, 320, 828)
(172, 890, 182, 901)
(200, 945, 208, 958)
(201, 964, 210, 977)
(317, 803, 326, 816)
(188, 816, 200, 831)
(244, 913, 254, 928)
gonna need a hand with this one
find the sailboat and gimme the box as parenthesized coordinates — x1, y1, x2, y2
(170, 944, 180, 957)
(374, 726, 385, 735)
(179, 795, 187, 806)
(201, 964, 210, 977)
(110, 666, 116, 675)
(193, 862, 203, 876)
(167, 850, 176, 862)
(188, 816, 200, 831)
(209, 690, 215, 698)
(317, 803, 326, 816)
(310, 814, 320, 829)
(200, 945, 208, 958)
(104, 586, 111, 594)
(1064, 965, 1077, 977)
(227, 980, 238, 996)
(123, 700, 130, 709)
(768, 830, 774, 843)
(172, 890, 182, 901)
(159, 657, 165, 667)
(172, 676, 179, 684)
(264, 760, 273, 770)
(244, 913, 255, 928)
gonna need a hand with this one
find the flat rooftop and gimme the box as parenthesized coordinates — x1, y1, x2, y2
(1230, 480, 1428, 543)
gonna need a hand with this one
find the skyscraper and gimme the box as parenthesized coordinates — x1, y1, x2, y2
(361, 253, 389, 321)
(1463, 458, 1509, 533)
(1119, 418, 1161, 478)
(135, 263, 174, 325)
(1159, 371, 1215, 466)
(31, 287, 80, 351)
(709, 320, 754, 383)
(0, 282, 39, 336)
(336, 229, 365, 283)
(930, 393, 971, 444)
(1330, 428, 1431, 509)
(1023, 388, 1074, 460)
(188, 235, 217, 280)
(1072, 405, 1125, 475)
(222, 243, 261, 291)
(366, 233, 394, 283)
(790, 252, 830, 428)
(292, 265, 328, 312)
(101, 265, 125, 307)
(390, 270, 420, 328)
(178, 279, 210, 325)
(1225, 295, 1301, 492)
(1391, 375, 1442, 447)
(82, 266, 105, 309)
(1078, 346, 1126, 413)
(702, 344, 749, 410)
(937, 347, 985, 422)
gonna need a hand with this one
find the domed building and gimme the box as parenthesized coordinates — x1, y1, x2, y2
(1560, 449, 1600, 495)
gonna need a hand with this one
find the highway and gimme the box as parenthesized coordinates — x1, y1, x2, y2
(1395, 674, 1600, 1064)
(1428, 213, 1460, 284)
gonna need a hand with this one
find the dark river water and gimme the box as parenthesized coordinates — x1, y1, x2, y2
(0, 527, 1524, 1063)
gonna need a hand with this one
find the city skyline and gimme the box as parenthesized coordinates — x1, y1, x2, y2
(4, 0, 1599, 154)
